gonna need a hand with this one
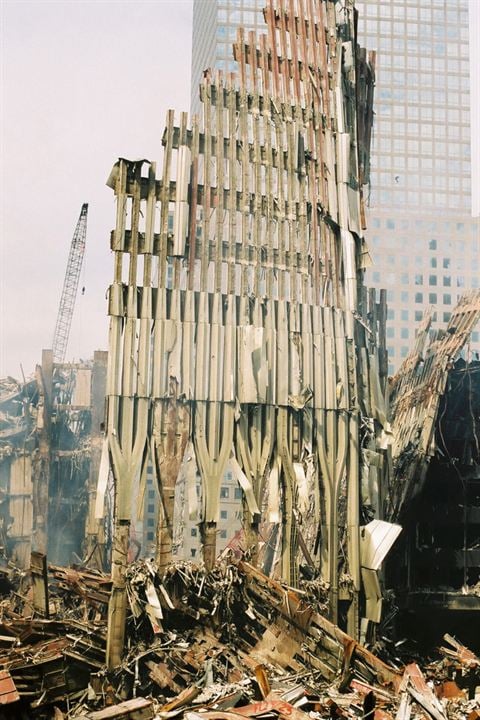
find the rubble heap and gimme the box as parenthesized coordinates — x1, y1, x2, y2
(0, 558, 477, 719)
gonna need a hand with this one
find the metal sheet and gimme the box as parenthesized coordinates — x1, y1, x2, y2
(360, 520, 402, 571)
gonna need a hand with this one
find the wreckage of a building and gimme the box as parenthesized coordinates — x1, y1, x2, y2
(0, 1, 480, 717)
(387, 292, 480, 647)
(103, 0, 395, 668)
(0, 350, 108, 571)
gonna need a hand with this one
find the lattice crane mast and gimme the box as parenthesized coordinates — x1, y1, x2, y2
(52, 203, 88, 364)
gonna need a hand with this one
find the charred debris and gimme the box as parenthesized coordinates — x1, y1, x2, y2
(1, 0, 480, 717)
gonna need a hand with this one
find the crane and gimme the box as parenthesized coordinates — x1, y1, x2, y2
(52, 203, 88, 364)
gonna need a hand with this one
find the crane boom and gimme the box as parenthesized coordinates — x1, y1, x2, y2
(52, 203, 88, 364)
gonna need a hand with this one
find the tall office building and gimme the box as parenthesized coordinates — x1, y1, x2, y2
(355, 0, 479, 370)
(191, 0, 479, 372)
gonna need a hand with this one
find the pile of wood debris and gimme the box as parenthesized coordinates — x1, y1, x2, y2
(0, 557, 477, 719)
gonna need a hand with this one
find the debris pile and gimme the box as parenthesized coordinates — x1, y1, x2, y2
(0, 557, 477, 718)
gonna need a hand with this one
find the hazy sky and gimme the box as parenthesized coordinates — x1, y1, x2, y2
(1, 0, 479, 379)
(1, 0, 193, 378)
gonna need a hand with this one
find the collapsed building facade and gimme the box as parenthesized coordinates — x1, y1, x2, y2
(0, 350, 108, 571)
(387, 292, 480, 648)
(104, 0, 397, 667)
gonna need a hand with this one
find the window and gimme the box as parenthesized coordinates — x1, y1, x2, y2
(443, 312, 451, 323)
(415, 311, 423, 321)
(220, 529, 227, 539)
(220, 510, 228, 520)
(147, 504, 154, 514)
(429, 239, 437, 250)
(401, 328, 409, 339)
(428, 293, 437, 304)
(415, 274, 423, 285)
(401, 292, 409, 303)
(148, 490, 155, 499)
(387, 327, 395, 338)
(147, 532, 154, 541)
(401, 310, 409, 321)
(443, 276, 451, 287)
(443, 294, 451, 305)
(191, 548, 197, 558)
(147, 518, 154, 527)
(191, 528, 197, 537)
(429, 275, 437, 286)
(220, 487, 230, 498)
(415, 293, 423, 303)
(234, 488, 242, 500)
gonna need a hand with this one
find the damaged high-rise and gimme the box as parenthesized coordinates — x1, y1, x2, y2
(0, 351, 108, 571)
(104, 0, 398, 666)
(387, 291, 480, 647)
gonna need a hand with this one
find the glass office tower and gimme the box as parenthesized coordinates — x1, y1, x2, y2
(191, 0, 479, 371)
(355, 0, 478, 370)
